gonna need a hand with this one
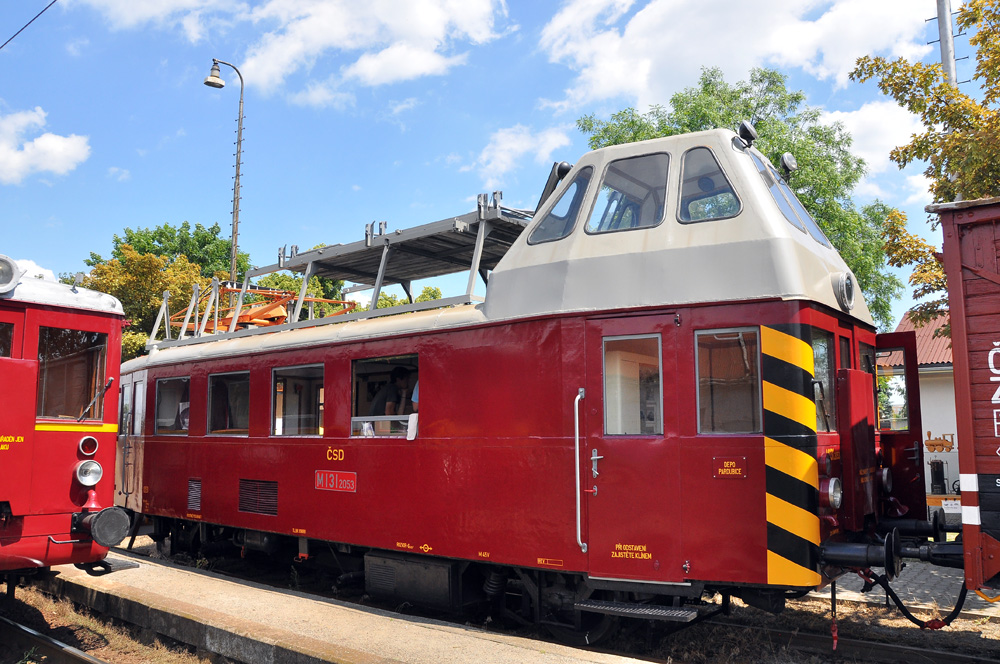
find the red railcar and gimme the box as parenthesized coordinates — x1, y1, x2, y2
(933, 198, 1000, 597)
(119, 126, 961, 641)
(0, 255, 130, 590)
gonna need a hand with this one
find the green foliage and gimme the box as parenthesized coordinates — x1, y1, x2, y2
(415, 286, 443, 302)
(376, 286, 442, 309)
(121, 329, 150, 362)
(256, 271, 346, 319)
(577, 67, 903, 330)
(850, 0, 1000, 330)
(86, 221, 251, 281)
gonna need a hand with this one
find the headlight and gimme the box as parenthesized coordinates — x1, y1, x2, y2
(821, 477, 843, 510)
(75, 460, 103, 487)
(880, 468, 893, 494)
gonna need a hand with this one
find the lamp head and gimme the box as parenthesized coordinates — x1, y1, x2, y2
(204, 62, 225, 89)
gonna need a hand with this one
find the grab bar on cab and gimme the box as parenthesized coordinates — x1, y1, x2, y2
(574, 388, 587, 553)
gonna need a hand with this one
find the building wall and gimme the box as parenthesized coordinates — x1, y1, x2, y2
(918, 369, 960, 495)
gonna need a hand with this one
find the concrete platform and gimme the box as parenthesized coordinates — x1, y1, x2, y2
(34, 552, 643, 664)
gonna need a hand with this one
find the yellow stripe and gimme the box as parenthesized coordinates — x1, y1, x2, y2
(762, 381, 817, 432)
(35, 422, 118, 433)
(766, 493, 819, 544)
(767, 550, 821, 587)
(761, 326, 814, 374)
(764, 437, 819, 486)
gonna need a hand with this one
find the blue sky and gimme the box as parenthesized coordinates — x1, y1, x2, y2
(0, 0, 974, 326)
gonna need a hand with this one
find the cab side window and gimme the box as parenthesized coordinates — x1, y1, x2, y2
(678, 147, 740, 222)
(696, 329, 761, 433)
(528, 167, 594, 244)
(36, 327, 108, 420)
(587, 154, 669, 234)
(0, 322, 12, 357)
(812, 329, 837, 432)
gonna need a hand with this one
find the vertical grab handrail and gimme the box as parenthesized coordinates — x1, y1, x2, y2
(574, 387, 587, 553)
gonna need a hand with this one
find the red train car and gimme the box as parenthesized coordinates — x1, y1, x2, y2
(119, 126, 960, 641)
(933, 197, 1000, 598)
(0, 255, 130, 590)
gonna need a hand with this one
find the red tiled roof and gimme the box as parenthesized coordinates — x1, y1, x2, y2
(879, 314, 952, 368)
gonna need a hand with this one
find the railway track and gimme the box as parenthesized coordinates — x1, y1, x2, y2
(0, 614, 109, 664)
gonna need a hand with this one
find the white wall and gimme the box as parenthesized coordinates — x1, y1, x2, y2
(918, 369, 959, 495)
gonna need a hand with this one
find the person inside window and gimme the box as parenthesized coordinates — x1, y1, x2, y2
(369, 367, 410, 416)
(411, 380, 419, 412)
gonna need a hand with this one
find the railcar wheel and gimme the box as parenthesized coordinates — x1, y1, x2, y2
(538, 574, 620, 646)
(544, 610, 618, 646)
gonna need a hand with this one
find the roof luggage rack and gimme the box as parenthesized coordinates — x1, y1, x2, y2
(147, 192, 531, 350)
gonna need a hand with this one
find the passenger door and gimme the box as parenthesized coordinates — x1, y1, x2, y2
(875, 331, 925, 519)
(0, 307, 36, 515)
(116, 370, 146, 512)
(583, 315, 680, 581)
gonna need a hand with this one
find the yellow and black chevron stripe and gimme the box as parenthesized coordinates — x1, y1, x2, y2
(761, 324, 820, 587)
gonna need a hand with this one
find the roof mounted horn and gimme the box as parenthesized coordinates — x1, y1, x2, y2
(737, 120, 758, 148)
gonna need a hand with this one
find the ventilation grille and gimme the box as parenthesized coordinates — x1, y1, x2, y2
(367, 563, 396, 593)
(238, 479, 278, 516)
(187, 478, 202, 511)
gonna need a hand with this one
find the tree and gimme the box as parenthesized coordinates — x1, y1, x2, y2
(82, 244, 207, 360)
(86, 221, 251, 281)
(578, 67, 904, 330)
(851, 0, 1000, 330)
(256, 271, 345, 319)
(376, 286, 442, 309)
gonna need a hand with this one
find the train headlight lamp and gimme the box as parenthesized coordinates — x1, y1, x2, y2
(833, 272, 855, 312)
(880, 467, 893, 494)
(0, 254, 24, 295)
(75, 460, 103, 487)
(78, 436, 99, 456)
(820, 477, 843, 510)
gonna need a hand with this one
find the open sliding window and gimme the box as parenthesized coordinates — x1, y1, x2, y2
(156, 377, 190, 434)
(603, 336, 662, 435)
(209, 371, 250, 435)
(696, 328, 761, 433)
(273, 365, 324, 436)
(36, 327, 108, 420)
(351, 354, 418, 437)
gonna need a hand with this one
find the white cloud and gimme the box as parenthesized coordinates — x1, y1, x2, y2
(66, 38, 90, 57)
(822, 100, 924, 175)
(0, 108, 90, 185)
(467, 124, 572, 189)
(540, 0, 935, 111)
(108, 166, 131, 181)
(76, 0, 245, 42)
(390, 98, 420, 115)
(902, 174, 932, 206)
(287, 79, 356, 109)
(14, 259, 56, 281)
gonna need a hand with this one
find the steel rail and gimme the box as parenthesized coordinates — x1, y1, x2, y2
(0, 614, 109, 664)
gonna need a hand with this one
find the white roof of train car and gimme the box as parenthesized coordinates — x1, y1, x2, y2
(0, 270, 123, 316)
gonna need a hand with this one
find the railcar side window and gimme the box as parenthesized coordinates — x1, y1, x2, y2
(527, 167, 593, 244)
(0, 322, 12, 357)
(812, 330, 837, 432)
(678, 147, 740, 222)
(155, 377, 190, 434)
(273, 365, 324, 436)
(36, 327, 108, 420)
(586, 154, 669, 234)
(351, 354, 418, 437)
(133, 381, 146, 435)
(209, 372, 250, 435)
(603, 336, 662, 435)
(696, 329, 761, 433)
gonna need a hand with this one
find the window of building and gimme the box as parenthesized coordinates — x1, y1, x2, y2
(586, 154, 669, 234)
(696, 329, 761, 433)
(209, 372, 250, 435)
(813, 329, 836, 432)
(155, 377, 190, 434)
(273, 365, 324, 436)
(36, 327, 108, 420)
(678, 147, 740, 222)
(0, 322, 12, 357)
(527, 167, 594, 244)
(603, 336, 662, 435)
(351, 355, 418, 437)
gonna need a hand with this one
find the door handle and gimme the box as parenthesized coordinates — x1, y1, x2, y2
(584, 486, 598, 496)
(590, 448, 604, 478)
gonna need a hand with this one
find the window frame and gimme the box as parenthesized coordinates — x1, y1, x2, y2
(526, 166, 595, 245)
(676, 146, 742, 224)
(155, 376, 191, 436)
(207, 370, 251, 436)
(695, 327, 762, 434)
(35, 326, 109, 421)
(584, 152, 670, 236)
(271, 363, 325, 437)
(601, 334, 664, 436)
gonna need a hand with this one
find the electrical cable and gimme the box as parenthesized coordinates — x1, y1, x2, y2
(1, 0, 60, 53)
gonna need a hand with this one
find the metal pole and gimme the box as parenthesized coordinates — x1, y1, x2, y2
(211, 59, 245, 297)
(937, 0, 957, 85)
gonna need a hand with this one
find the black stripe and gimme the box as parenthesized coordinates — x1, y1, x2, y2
(766, 465, 819, 512)
(763, 409, 816, 440)
(762, 355, 814, 401)
(767, 522, 819, 572)
(765, 323, 812, 345)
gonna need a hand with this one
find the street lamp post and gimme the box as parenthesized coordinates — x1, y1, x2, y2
(204, 59, 244, 292)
